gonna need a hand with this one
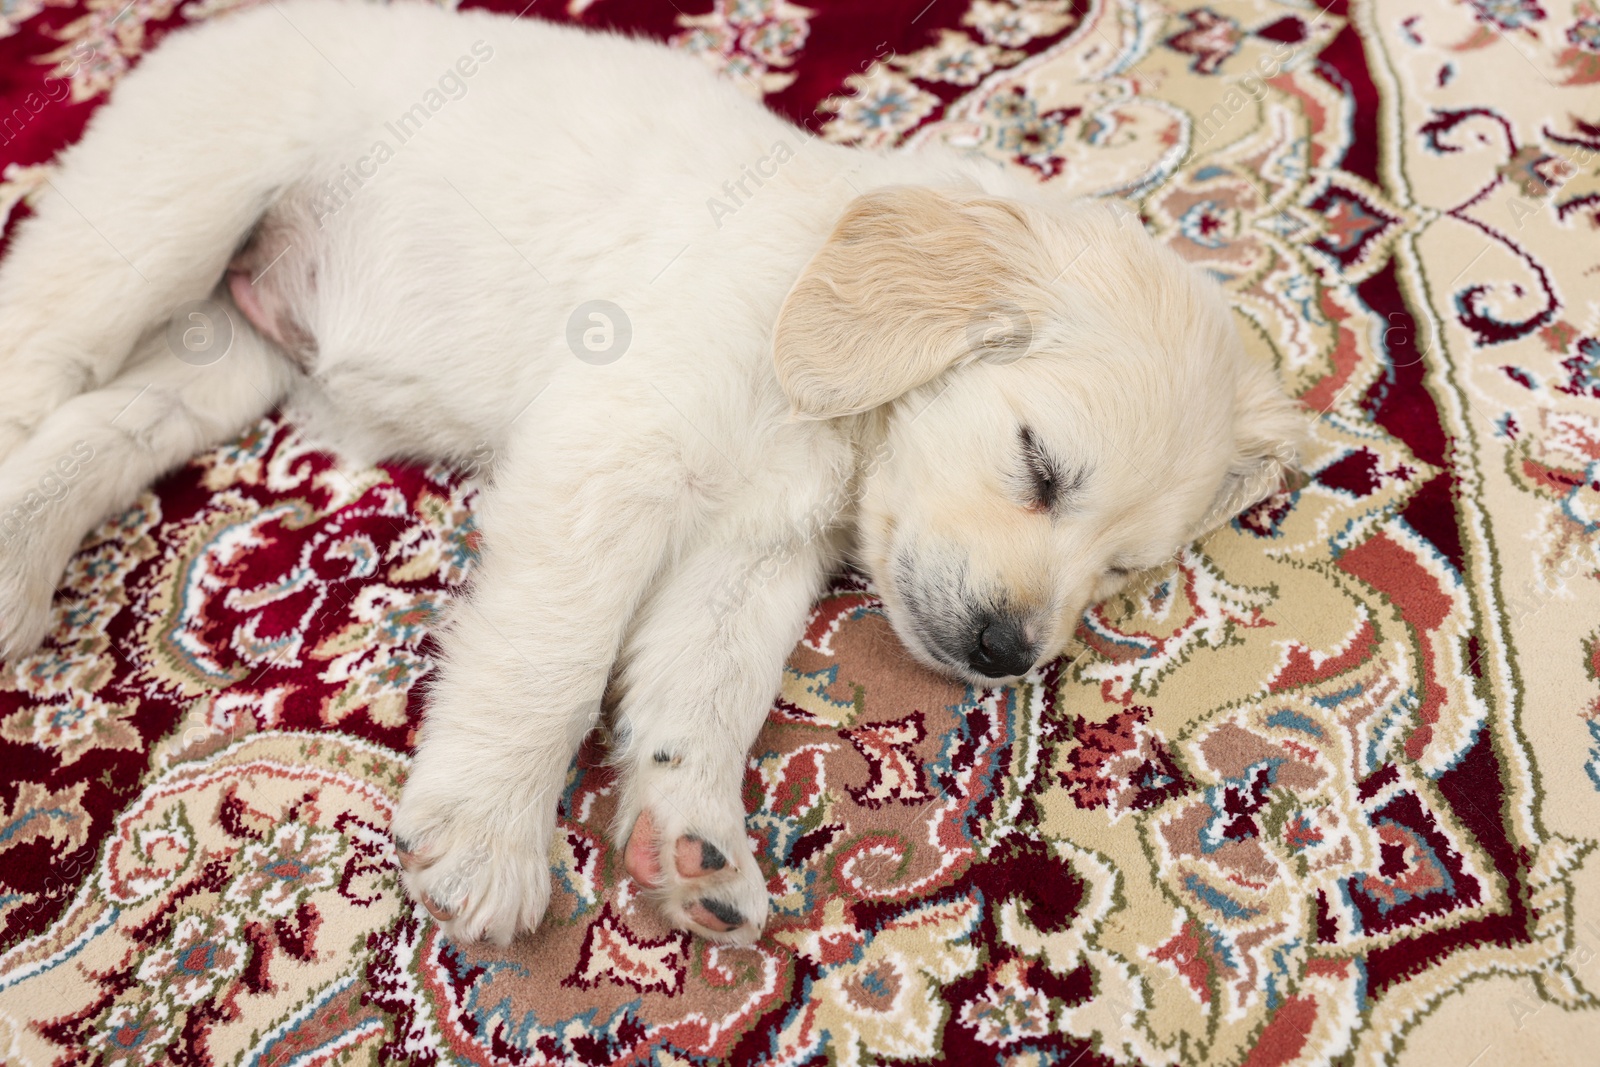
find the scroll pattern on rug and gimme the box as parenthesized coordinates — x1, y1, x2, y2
(1, 0, 1598, 1064)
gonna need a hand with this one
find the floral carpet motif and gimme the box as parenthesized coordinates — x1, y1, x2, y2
(2, 0, 1600, 1064)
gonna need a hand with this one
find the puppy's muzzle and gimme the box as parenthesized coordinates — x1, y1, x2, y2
(966, 612, 1036, 679)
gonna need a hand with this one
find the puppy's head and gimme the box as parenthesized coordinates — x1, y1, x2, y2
(774, 186, 1305, 684)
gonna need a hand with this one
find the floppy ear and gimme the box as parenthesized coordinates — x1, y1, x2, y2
(773, 186, 1044, 420)
(1197, 364, 1308, 533)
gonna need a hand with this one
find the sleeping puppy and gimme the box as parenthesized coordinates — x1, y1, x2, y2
(0, 0, 1303, 945)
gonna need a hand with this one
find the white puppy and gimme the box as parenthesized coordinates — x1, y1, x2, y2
(0, 0, 1303, 945)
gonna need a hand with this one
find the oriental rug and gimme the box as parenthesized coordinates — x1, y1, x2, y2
(1, 0, 1599, 1064)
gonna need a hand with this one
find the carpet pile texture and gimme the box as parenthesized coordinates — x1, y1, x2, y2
(2, 0, 1599, 1063)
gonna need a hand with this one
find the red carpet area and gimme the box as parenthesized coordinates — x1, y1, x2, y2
(2, 0, 1600, 1063)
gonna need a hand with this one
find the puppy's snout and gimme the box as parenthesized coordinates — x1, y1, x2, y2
(966, 614, 1036, 679)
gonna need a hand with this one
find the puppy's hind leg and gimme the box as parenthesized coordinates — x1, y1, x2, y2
(0, 6, 336, 463)
(0, 302, 294, 660)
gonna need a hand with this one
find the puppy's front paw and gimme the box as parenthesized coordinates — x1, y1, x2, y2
(392, 781, 552, 946)
(621, 777, 769, 945)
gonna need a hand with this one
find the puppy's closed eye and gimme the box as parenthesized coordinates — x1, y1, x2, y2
(1017, 426, 1084, 514)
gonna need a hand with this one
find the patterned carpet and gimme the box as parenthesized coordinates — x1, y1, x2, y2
(1, 0, 1599, 1063)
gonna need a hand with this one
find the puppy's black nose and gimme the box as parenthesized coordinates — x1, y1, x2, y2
(966, 616, 1035, 679)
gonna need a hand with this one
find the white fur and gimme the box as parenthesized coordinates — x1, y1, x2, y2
(0, 0, 1303, 945)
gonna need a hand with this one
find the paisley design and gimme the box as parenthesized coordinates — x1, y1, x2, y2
(2, 0, 1600, 1064)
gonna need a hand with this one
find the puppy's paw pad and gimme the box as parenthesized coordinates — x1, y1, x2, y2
(624, 808, 666, 887)
(625, 813, 730, 884)
(675, 835, 727, 877)
(393, 833, 435, 870)
(420, 892, 457, 922)
(686, 898, 744, 933)
(621, 804, 769, 944)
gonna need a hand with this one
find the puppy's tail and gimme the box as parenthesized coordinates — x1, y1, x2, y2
(0, 2, 358, 461)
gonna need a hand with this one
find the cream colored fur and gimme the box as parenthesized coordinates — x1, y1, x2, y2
(0, 0, 1303, 946)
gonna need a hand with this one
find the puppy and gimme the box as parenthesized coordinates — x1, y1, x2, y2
(0, 0, 1304, 945)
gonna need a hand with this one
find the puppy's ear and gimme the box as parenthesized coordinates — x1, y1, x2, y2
(773, 186, 1042, 420)
(1198, 365, 1307, 533)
